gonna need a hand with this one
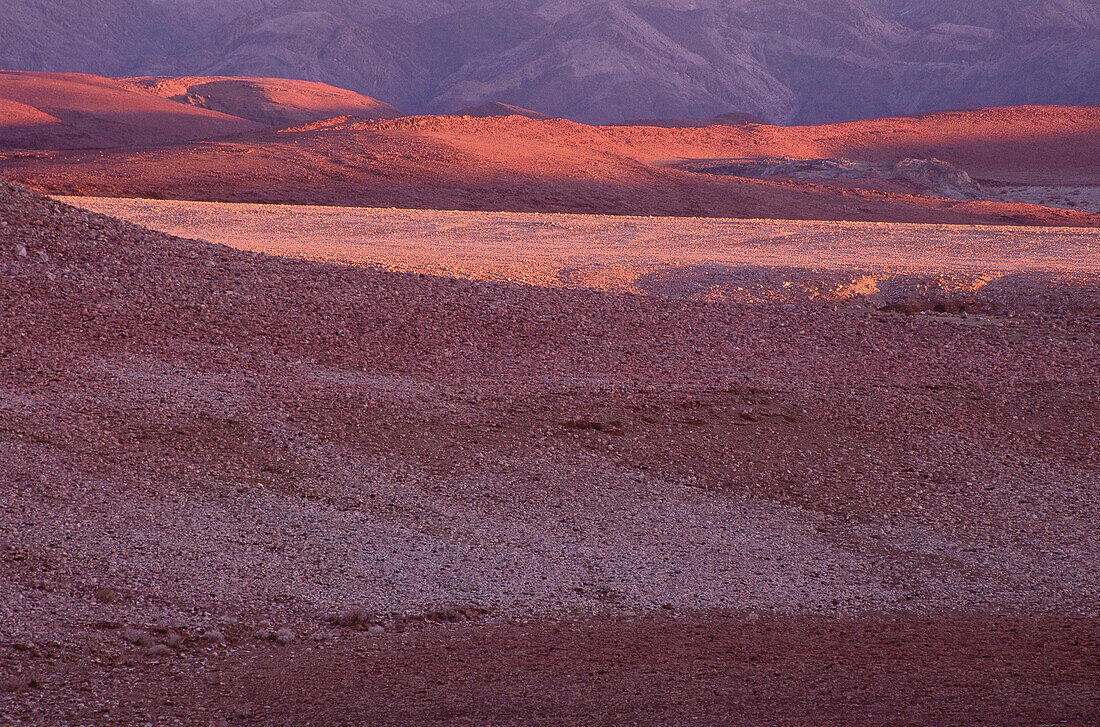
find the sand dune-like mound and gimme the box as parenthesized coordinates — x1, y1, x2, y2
(783, 105, 1100, 185)
(376, 105, 1100, 184)
(416, 105, 1100, 185)
(0, 71, 262, 149)
(0, 98, 106, 149)
(124, 76, 404, 127)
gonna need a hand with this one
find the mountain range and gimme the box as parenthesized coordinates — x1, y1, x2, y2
(2, 0, 1097, 124)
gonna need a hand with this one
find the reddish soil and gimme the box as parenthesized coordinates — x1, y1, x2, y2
(0, 72, 261, 149)
(1, 181, 1097, 724)
(122, 76, 403, 127)
(4, 104, 1099, 226)
(225, 613, 1100, 727)
(9, 613, 1098, 726)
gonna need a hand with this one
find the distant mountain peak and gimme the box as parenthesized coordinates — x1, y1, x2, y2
(1, 0, 1097, 124)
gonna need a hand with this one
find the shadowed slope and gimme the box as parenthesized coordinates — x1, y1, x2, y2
(0, 71, 262, 149)
(124, 76, 403, 127)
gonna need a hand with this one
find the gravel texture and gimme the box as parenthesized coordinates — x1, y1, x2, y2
(1, 182, 1097, 725)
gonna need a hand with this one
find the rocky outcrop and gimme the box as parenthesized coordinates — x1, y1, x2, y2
(685, 157, 986, 201)
(452, 102, 549, 119)
(890, 159, 984, 201)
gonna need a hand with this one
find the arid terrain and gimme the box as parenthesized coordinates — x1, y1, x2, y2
(4, 0, 1098, 124)
(1, 179, 1098, 724)
(0, 72, 262, 150)
(55, 195, 1100, 298)
(1, 45, 1099, 725)
(122, 76, 403, 127)
(0, 72, 399, 151)
(3, 81, 1099, 227)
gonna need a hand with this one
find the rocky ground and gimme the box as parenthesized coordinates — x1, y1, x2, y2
(57, 196, 1100, 304)
(1, 182, 1097, 725)
(988, 185, 1100, 215)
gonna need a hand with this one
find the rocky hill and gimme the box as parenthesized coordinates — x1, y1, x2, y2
(6, 107, 1098, 227)
(123, 76, 403, 126)
(0, 72, 399, 149)
(0, 71, 262, 149)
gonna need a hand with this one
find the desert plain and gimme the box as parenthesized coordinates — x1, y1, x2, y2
(0, 70, 1098, 727)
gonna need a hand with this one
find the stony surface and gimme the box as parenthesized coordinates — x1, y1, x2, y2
(59, 196, 1100, 306)
(990, 184, 1100, 215)
(1, 182, 1097, 724)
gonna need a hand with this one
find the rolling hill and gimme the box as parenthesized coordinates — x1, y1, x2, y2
(0, 72, 401, 149)
(123, 76, 403, 127)
(3, 104, 1097, 226)
(0, 71, 261, 149)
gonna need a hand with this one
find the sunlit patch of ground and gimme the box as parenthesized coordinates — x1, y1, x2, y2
(58, 196, 1100, 312)
(987, 184, 1100, 214)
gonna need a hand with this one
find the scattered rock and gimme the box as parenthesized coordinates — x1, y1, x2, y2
(562, 419, 624, 435)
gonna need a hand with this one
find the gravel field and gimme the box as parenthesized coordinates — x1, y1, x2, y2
(3, 185, 1098, 725)
(59, 197, 1100, 287)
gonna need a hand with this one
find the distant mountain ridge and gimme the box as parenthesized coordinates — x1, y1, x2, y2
(1, 0, 1098, 124)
